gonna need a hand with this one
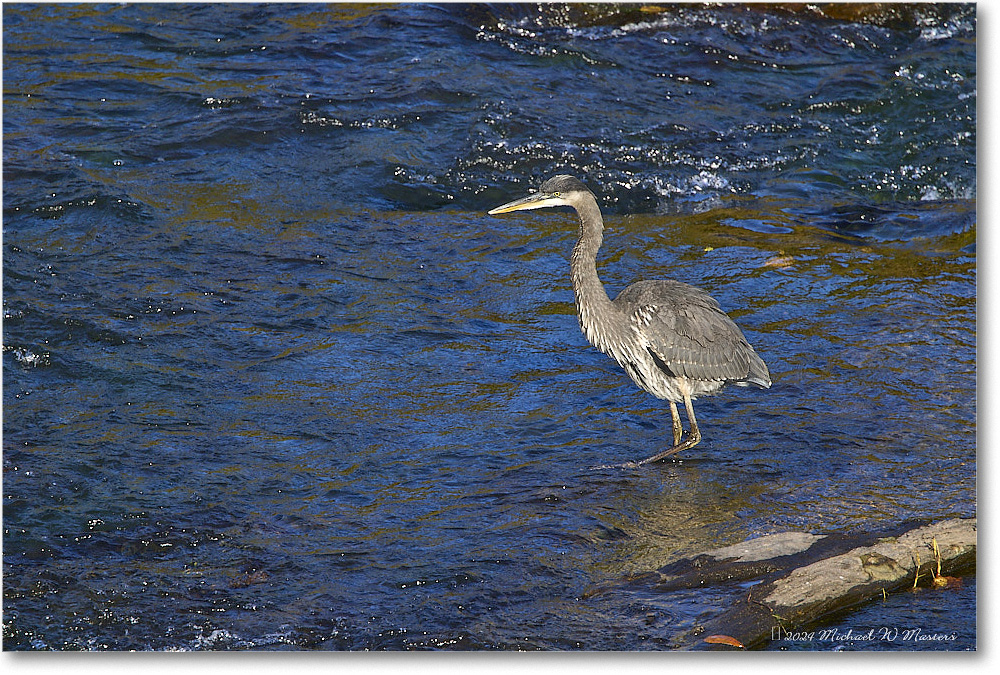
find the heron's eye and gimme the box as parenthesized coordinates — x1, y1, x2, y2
(552, 192, 561, 197)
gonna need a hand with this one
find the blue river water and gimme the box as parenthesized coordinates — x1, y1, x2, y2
(3, 3, 975, 650)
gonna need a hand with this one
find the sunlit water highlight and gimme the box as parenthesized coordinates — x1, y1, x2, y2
(3, 3, 975, 650)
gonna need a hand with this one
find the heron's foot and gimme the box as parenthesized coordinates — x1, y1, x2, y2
(589, 460, 641, 470)
(633, 434, 700, 465)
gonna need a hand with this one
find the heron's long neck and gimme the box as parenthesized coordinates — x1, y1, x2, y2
(570, 197, 619, 354)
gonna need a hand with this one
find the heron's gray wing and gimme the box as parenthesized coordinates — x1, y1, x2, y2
(614, 280, 770, 386)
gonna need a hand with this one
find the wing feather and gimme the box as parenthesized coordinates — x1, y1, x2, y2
(614, 279, 770, 387)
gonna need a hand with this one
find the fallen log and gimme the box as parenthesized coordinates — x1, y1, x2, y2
(587, 517, 976, 650)
(687, 517, 975, 649)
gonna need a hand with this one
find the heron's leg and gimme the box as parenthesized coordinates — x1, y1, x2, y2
(669, 400, 683, 446)
(633, 394, 701, 466)
(683, 394, 701, 447)
(590, 396, 702, 470)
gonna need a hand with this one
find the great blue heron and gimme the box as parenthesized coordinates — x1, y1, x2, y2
(489, 175, 770, 468)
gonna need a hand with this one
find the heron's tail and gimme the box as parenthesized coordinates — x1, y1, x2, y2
(741, 350, 771, 389)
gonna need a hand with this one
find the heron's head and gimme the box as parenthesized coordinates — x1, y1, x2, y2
(488, 175, 593, 215)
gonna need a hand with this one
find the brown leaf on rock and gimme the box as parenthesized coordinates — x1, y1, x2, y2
(704, 634, 745, 649)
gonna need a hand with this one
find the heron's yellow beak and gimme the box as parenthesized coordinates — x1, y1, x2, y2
(488, 191, 564, 215)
